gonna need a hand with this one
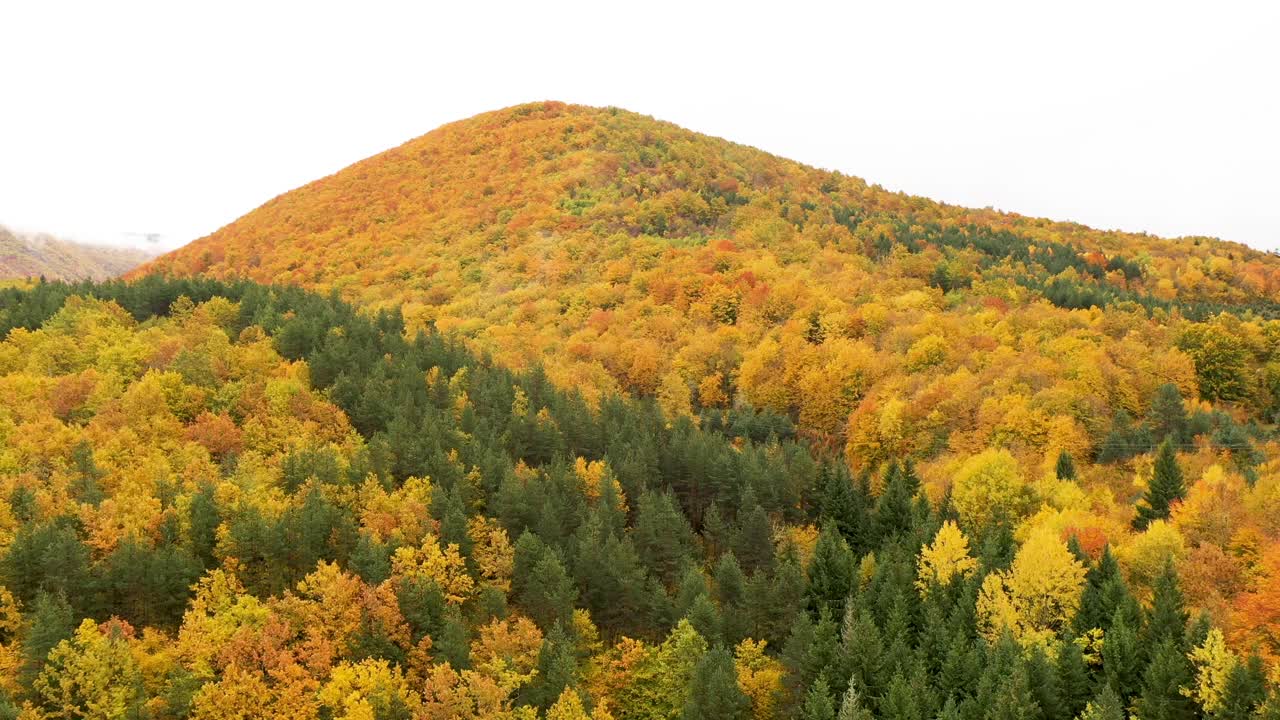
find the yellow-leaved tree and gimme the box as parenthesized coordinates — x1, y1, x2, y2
(916, 520, 978, 594)
(977, 528, 1086, 649)
(951, 449, 1034, 531)
(1185, 628, 1237, 714)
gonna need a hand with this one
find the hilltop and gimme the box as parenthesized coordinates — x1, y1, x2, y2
(138, 102, 1280, 478)
(1, 225, 154, 281)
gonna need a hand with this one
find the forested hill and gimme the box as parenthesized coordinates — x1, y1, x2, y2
(2, 275, 1279, 719)
(0, 225, 153, 281)
(133, 101, 1280, 471)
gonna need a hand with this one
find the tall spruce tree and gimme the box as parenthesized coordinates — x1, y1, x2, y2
(683, 645, 750, 720)
(1133, 639, 1195, 720)
(1134, 438, 1185, 530)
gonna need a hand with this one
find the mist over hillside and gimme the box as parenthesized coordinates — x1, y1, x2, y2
(0, 224, 155, 281)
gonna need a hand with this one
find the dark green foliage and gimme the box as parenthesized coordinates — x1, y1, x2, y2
(20, 591, 75, 686)
(1054, 451, 1077, 481)
(801, 677, 837, 720)
(684, 645, 750, 720)
(1134, 640, 1196, 720)
(1143, 561, 1189, 649)
(1134, 438, 1186, 530)
(806, 523, 854, 618)
(1216, 654, 1268, 720)
(1102, 610, 1145, 700)
(1082, 686, 1126, 720)
(1148, 383, 1190, 445)
(1, 276, 1274, 720)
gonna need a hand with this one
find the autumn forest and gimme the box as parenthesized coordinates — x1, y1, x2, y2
(3, 102, 1280, 719)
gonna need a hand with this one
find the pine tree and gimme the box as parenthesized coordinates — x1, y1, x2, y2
(879, 671, 923, 720)
(801, 677, 837, 720)
(837, 685, 874, 720)
(686, 594, 723, 647)
(1143, 561, 1189, 649)
(1055, 451, 1077, 481)
(526, 621, 579, 709)
(1025, 647, 1062, 720)
(1103, 609, 1144, 700)
(1079, 686, 1126, 720)
(734, 504, 775, 576)
(683, 645, 750, 720)
(436, 610, 471, 670)
(819, 464, 866, 549)
(874, 463, 915, 541)
(1134, 438, 1185, 530)
(1055, 639, 1092, 720)
(806, 523, 855, 618)
(713, 552, 748, 646)
(20, 591, 75, 686)
(1148, 383, 1189, 446)
(841, 608, 885, 701)
(1134, 639, 1195, 720)
(1214, 654, 1267, 720)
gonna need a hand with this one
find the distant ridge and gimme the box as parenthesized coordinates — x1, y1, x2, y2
(1, 225, 154, 281)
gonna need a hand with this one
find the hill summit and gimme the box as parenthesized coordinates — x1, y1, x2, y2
(139, 101, 1280, 470)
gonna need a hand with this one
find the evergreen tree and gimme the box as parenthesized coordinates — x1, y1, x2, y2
(1134, 438, 1185, 530)
(436, 610, 471, 670)
(819, 464, 866, 548)
(713, 552, 748, 645)
(874, 463, 915, 541)
(880, 671, 924, 720)
(1079, 686, 1126, 720)
(685, 594, 722, 647)
(1025, 647, 1062, 720)
(837, 685, 874, 720)
(1214, 654, 1267, 720)
(526, 622, 579, 710)
(683, 645, 750, 720)
(1055, 639, 1092, 720)
(801, 678, 837, 720)
(1103, 609, 1144, 700)
(1133, 640, 1195, 720)
(1055, 451, 1077, 481)
(734, 504, 775, 576)
(1143, 561, 1189, 649)
(19, 591, 75, 686)
(1148, 383, 1190, 445)
(806, 523, 855, 618)
(841, 607, 885, 702)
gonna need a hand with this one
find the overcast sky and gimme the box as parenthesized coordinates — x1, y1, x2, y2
(2, 1, 1277, 252)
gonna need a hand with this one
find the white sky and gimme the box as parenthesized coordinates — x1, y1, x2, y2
(2, 1, 1277, 252)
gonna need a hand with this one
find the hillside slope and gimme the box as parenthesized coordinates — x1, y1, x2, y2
(138, 102, 1280, 480)
(1, 225, 153, 281)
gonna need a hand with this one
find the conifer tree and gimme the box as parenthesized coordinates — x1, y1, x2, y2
(1079, 686, 1125, 720)
(837, 685, 874, 720)
(1143, 561, 1189, 649)
(735, 504, 776, 576)
(801, 678, 837, 720)
(1055, 451, 1077, 481)
(685, 594, 723, 647)
(1055, 639, 1091, 720)
(880, 671, 924, 720)
(806, 524, 855, 618)
(1148, 383, 1190, 446)
(713, 552, 748, 645)
(683, 645, 750, 720)
(1026, 647, 1062, 720)
(874, 463, 915, 541)
(1134, 438, 1185, 530)
(1214, 654, 1267, 720)
(1133, 640, 1195, 720)
(1102, 609, 1143, 699)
